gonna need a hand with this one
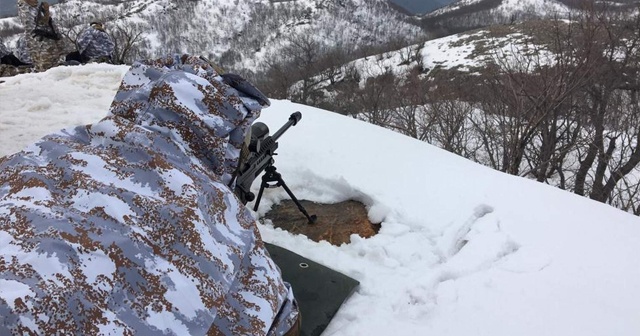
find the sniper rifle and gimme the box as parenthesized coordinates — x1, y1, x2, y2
(232, 112, 317, 224)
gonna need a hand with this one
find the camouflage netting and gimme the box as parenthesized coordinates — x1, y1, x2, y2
(0, 54, 298, 335)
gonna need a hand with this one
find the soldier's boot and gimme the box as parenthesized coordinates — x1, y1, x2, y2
(0, 64, 18, 78)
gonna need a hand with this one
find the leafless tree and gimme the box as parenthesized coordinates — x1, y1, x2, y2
(569, 4, 640, 203)
(109, 22, 148, 64)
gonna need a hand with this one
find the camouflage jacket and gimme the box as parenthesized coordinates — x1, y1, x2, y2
(77, 26, 115, 61)
(18, 1, 59, 39)
(17, 0, 38, 35)
(15, 35, 33, 64)
(17, 0, 64, 71)
(0, 54, 298, 335)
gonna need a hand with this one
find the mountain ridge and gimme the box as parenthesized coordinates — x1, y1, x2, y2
(388, 0, 456, 15)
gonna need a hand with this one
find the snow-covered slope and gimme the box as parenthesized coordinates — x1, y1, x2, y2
(1, 63, 640, 336)
(422, 0, 572, 35)
(389, 0, 455, 15)
(1, 0, 424, 72)
(427, 0, 570, 18)
(294, 22, 552, 102)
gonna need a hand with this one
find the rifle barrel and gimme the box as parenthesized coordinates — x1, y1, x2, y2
(271, 112, 301, 141)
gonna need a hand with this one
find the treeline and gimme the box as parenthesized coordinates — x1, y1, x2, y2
(421, 0, 504, 37)
(266, 4, 640, 214)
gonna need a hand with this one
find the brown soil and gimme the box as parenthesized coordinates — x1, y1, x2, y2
(262, 200, 380, 246)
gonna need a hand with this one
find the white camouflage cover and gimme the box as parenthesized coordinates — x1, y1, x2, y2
(0, 54, 298, 335)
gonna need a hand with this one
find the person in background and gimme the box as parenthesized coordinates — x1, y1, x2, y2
(66, 21, 115, 64)
(17, 0, 65, 71)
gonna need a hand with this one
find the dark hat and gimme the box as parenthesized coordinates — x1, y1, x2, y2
(90, 22, 104, 31)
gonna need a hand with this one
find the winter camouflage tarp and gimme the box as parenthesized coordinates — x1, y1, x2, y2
(0, 54, 298, 335)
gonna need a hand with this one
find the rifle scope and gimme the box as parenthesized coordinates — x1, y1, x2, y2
(249, 112, 302, 153)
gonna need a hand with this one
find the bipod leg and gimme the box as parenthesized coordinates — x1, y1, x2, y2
(279, 178, 317, 224)
(253, 180, 268, 211)
(253, 165, 280, 211)
(253, 165, 317, 224)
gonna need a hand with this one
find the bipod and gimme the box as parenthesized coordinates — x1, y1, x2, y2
(254, 164, 317, 224)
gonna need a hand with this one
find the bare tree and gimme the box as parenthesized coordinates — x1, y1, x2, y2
(569, 4, 640, 203)
(109, 22, 148, 64)
(353, 67, 399, 127)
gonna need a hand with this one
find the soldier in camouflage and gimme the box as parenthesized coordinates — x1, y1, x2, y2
(17, 0, 65, 71)
(15, 35, 34, 65)
(0, 54, 300, 335)
(74, 21, 115, 63)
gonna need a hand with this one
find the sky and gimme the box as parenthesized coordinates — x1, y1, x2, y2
(1, 63, 640, 335)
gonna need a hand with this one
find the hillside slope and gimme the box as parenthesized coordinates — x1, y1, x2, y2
(0, 0, 425, 73)
(1, 65, 640, 335)
(422, 0, 570, 35)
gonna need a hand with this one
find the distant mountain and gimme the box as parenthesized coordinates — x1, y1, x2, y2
(388, 0, 456, 15)
(421, 0, 571, 36)
(421, 0, 640, 36)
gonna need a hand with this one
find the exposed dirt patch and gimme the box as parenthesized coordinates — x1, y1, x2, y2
(262, 200, 380, 246)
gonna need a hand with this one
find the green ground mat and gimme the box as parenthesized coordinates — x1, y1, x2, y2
(265, 243, 359, 336)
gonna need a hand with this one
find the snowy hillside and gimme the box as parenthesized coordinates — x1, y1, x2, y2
(294, 23, 553, 106)
(1, 63, 640, 336)
(427, 0, 570, 18)
(0, 0, 424, 72)
(421, 0, 573, 36)
(424, 0, 640, 34)
(338, 28, 544, 81)
(389, 0, 456, 15)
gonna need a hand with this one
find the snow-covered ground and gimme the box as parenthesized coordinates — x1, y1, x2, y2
(328, 28, 553, 89)
(426, 0, 569, 18)
(1, 64, 640, 335)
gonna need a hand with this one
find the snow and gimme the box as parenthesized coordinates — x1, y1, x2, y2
(427, 0, 570, 18)
(343, 28, 554, 88)
(2, 64, 640, 335)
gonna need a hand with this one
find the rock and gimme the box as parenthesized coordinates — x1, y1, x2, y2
(263, 200, 379, 246)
